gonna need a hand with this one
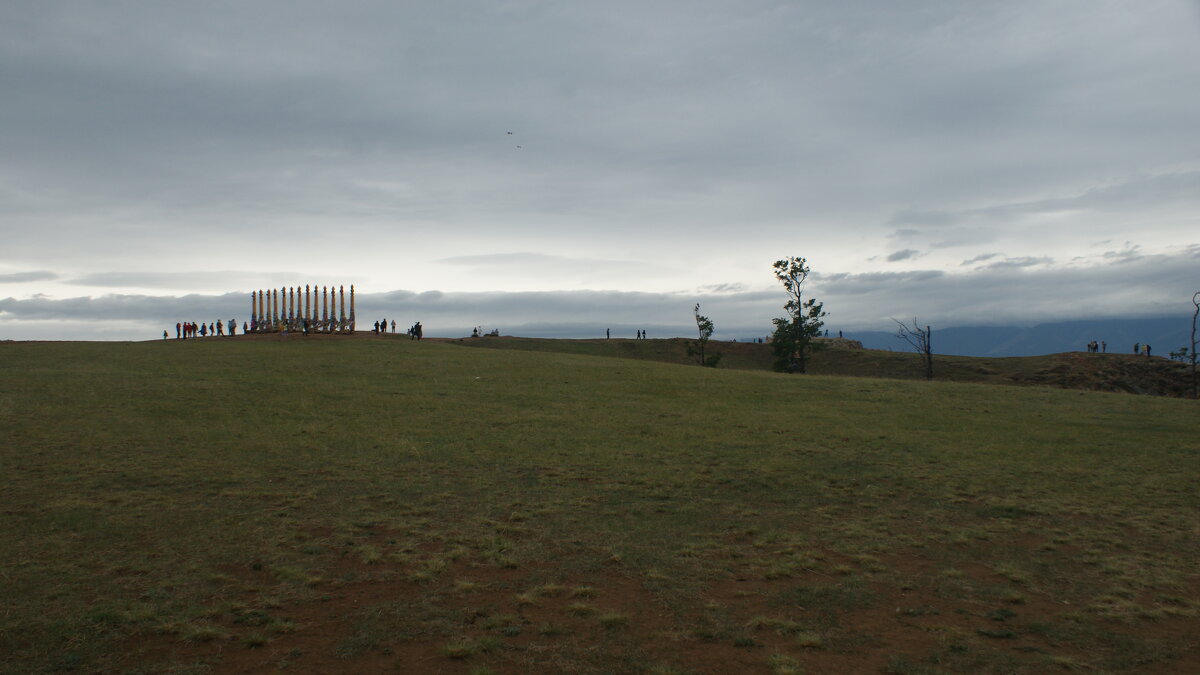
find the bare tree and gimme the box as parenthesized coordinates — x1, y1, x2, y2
(1192, 291, 1199, 399)
(894, 319, 933, 380)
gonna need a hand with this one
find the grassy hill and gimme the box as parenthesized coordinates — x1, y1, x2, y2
(449, 335, 1196, 397)
(2, 336, 1198, 673)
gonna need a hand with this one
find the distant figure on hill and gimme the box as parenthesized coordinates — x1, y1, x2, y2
(1101, 341, 1106, 352)
(175, 322, 181, 339)
(1134, 342, 1140, 355)
(373, 320, 379, 334)
(391, 320, 396, 333)
(1144, 344, 1152, 357)
(200, 323, 207, 337)
(217, 320, 224, 336)
(606, 328, 610, 339)
(228, 319, 236, 336)
(163, 330, 168, 340)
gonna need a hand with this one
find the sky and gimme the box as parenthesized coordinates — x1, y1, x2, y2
(2, 1, 1199, 341)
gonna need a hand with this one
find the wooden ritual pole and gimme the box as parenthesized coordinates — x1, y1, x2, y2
(258, 290, 264, 330)
(350, 284, 356, 331)
(250, 291, 257, 327)
(339, 285, 346, 327)
(304, 284, 311, 322)
(322, 286, 328, 327)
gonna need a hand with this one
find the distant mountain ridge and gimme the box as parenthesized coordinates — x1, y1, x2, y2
(845, 316, 1193, 358)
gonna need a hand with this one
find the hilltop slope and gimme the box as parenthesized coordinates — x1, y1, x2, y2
(446, 335, 1196, 397)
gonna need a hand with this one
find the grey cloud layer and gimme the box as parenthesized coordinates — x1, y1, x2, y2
(4, 2, 1197, 239)
(0, 270, 57, 283)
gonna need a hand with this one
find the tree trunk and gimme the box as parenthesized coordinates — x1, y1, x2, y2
(924, 325, 933, 380)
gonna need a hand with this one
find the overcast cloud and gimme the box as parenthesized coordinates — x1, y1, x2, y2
(2, 1, 1198, 341)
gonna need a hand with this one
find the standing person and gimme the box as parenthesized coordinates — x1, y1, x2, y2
(606, 328, 610, 339)
(228, 319, 236, 336)
(391, 319, 396, 334)
(373, 320, 379, 334)
(1134, 342, 1140, 355)
(1101, 341, 1106, 353)
(415, 322, 423, 340)
(200, 323, 207, 337)
(176, 322, 182, 339)
(217, 320, 224, 336)
(209, 322, 215, 336)
(1145, 344, 1152, 357)
(163, 329, 168, 340)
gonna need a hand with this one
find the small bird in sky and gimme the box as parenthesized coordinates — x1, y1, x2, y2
(507, 131, 513, 135)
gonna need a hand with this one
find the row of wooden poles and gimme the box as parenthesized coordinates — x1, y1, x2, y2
(249, 284, 355, 331)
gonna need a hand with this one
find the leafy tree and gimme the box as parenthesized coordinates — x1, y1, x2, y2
(687, 303, 722, 367)
(894, 319, 933, 380)
(770, 257, 827, 373)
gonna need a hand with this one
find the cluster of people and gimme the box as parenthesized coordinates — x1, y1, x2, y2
(172, 319, 241, 339)
(165, 316, 419, 339)
(1086, 340, 1106, 353)
(1134, 342, 1152, 357)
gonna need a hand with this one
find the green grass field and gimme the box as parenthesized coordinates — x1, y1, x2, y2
(1, 337, 1197, 673)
